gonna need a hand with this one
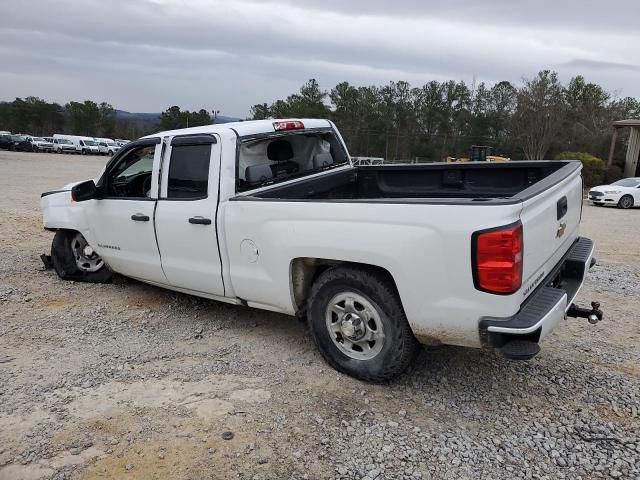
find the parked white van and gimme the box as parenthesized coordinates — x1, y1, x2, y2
(53, 135, 101, 155)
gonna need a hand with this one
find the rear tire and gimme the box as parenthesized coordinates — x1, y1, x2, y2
(618, 195, 634, 209)
(51, 230, 112, 283)
(307, 265, 420, 383)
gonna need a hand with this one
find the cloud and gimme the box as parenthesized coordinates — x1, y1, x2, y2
(559, 59, 640, 74)
(0, 0, 638, 115)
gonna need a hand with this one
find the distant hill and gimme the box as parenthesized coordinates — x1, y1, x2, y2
(114, 110, 242, 124)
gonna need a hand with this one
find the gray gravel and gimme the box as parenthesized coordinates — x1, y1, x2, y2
(0, 152, 638, 479)
(587, 261, 640, 297)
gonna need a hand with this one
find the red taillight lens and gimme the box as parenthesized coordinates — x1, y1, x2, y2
(273, 120, 305, 131)
(473, 222, 523, 294)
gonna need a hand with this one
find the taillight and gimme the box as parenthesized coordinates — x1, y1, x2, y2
(273, 120, 305, 131)
(472, 222, 523, 294)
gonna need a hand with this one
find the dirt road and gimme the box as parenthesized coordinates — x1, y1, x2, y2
(1, 151, 638, 479)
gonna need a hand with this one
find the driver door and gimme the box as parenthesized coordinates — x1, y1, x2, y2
(84, 140, 167, 284)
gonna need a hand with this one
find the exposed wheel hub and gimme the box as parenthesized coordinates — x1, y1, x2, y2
(70, 233, 104, 273)
(340, 312, 367, 340)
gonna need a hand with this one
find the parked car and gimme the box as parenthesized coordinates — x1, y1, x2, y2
(28, 136, 55, 153)
(94, 138, 120, 155)
(96, 141, 109, 155)
(40, 119, 601, 382)
(10, 135, 34, 152)
(0, 134, 13, 150)
(106, 141, 120, 155)
(589, 178, 640, 209)
(52, 138, 77, 154)
(100, 140, 121, 155)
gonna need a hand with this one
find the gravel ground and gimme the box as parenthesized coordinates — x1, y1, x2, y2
(0, 151, 639, 480)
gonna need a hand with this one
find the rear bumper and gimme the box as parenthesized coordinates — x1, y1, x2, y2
(479, 237, 595, 349)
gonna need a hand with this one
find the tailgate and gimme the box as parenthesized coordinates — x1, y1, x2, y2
(518, 164, 583, 299)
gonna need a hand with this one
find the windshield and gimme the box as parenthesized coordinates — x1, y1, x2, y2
(84, 140, 98, 146)
(107, 142, 117, 146)
(236, 130, 348, 192)
(33, 137, 46, 142)
(58, 139, 72, 145)
(611, 178, 639, 187)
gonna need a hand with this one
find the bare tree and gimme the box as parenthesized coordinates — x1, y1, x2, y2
(513, 71, 566, 159)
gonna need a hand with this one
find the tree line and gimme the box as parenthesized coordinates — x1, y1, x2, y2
(251, 72, 640, 169)
(2, 70, 638, 174)
(1, 98, 129, 139)
(0, 98, 222, 139)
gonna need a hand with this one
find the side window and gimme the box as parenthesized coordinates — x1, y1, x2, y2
(105, 145, 156, 198)
(167, 144, 211, 199)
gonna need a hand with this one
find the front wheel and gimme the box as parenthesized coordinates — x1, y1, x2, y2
(307, 265, 420, 382)
(81, 149, 87, 155)
(51, 230, 112, 283)
(618, 195, 634, 209)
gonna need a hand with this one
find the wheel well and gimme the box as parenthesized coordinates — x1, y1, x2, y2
(290, 258, 398, 315)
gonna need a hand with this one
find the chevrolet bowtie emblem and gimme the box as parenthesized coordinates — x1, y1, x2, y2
(556, 222, 567, 238)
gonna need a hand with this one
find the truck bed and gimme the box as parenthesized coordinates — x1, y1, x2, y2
(248, 161, 579, 204)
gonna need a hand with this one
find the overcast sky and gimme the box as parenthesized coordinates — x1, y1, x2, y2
(1, 0, 639, 117)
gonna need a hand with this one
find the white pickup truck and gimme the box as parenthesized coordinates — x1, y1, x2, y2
(40, 119, 602, 382)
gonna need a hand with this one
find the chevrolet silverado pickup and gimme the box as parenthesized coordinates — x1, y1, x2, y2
(40, 119, 601, 382)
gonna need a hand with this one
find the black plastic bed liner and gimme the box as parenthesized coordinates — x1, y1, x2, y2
(239, 161, 580, 205)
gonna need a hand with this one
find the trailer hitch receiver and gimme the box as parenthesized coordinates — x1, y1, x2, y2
(567, 301, 603, 324)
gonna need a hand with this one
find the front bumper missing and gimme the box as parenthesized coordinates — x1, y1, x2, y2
(479, 237, 601, 360)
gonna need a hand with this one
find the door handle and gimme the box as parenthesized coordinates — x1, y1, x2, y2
(189, 216, 212, 225)
(131, 213, 150, 222)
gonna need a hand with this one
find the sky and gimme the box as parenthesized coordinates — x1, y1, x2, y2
(1, 0, 639, 117)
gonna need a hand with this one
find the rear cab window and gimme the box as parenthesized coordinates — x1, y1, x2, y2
(236, 129, 349, 192)
(167, 144, 211, 199)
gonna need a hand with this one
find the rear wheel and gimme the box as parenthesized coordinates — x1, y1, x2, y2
(618, 195, 634, 209)
(307, 265, 420, 382)
(51, 230, 112, 283)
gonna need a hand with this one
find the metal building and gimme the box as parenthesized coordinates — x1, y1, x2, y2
(608, 119, 640, 177)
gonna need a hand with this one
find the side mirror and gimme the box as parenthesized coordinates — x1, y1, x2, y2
(71, 180, 99, 202)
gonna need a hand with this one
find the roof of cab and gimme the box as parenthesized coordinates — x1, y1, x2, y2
(142, 118, 332, 140)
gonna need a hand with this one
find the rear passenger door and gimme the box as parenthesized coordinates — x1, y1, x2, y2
(154, 134, 225, 296)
